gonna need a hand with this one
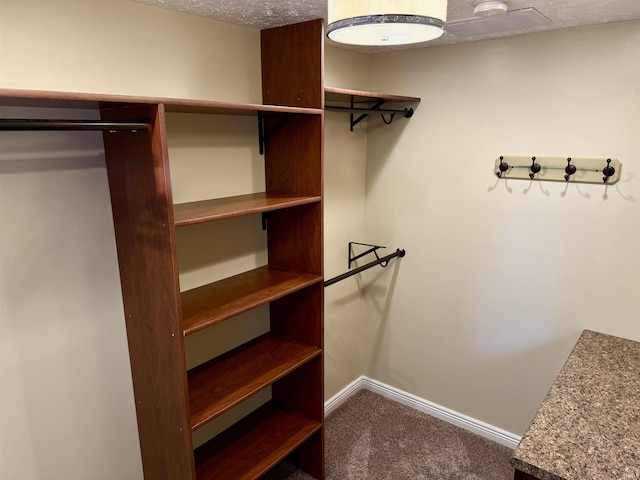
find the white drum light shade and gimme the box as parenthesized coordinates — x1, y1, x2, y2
(327, 0, 448, 46)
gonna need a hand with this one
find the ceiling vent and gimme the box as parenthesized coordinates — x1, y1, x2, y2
(446, 7, 552, 37)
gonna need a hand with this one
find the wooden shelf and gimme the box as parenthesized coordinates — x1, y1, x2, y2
(181, 266, 322, 336)
(173, 193, 321, 227)
(0, 87, 323, 116)
(194, 402, 322, 480)
(325, 86, 420, 105)
(188, 334, 320, 430)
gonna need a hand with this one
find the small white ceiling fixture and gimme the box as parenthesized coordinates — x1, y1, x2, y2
(473, 0, 508, 16)
(327, 0, 448, 46)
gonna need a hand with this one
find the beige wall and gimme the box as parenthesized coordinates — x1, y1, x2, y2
(0, 1, 261, 478)
(0, 0, 261, 102)
(361, 20, 640, 435)
(323, 46, 371, 399)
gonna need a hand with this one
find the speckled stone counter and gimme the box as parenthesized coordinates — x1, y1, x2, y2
(511, 330, 640, 480)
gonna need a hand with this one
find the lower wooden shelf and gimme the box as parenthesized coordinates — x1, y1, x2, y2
(188, 334, 321, 431)
(194, 402, 322, 480)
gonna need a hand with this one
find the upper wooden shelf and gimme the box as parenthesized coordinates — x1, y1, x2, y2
(173, 193, 321, 227)
(0, 88, 323, 116)
(180, 266, 322, 336)
(325, 87, 420, 105)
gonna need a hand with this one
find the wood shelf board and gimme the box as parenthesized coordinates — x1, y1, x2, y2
(181, 266, 322, 336)
(173, 193, 322, 227)
(194, 402, 322, 480)
(0, 88, 322, 116)
(325, 87, 420, 105)
(188, 334, 321, 431)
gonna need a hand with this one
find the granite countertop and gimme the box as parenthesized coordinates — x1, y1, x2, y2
(511, 329, 640, 480)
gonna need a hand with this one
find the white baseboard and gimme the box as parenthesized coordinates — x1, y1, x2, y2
(324, 376, 521, 449)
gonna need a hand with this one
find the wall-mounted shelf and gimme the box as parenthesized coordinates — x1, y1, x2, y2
(495, 155, 622, 185)
(324, 87, 420, 131)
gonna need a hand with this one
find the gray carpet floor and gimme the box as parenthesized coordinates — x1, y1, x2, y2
(265, 389, 515, 480)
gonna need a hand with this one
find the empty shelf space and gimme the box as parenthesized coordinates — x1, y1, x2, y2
(173, 192, 321, 227)
(188, 334, 320, 431)
(194, 402, 321, 480)
(181, 266, 322, 336)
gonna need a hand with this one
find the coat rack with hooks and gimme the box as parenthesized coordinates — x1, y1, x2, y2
(324, 242, 406, 287)
(495, 155, 622, 185)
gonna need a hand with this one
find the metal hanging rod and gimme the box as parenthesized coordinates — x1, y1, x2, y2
(324, 248, 406, 288)
(325, 106, 414, 117)
(0, 119, 150, 131)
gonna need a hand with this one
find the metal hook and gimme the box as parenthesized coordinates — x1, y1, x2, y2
(380, 112, 396, 125)
(602, 158, 615, 183)
(496, 155, 509, 178)
(529, 156, 541, 180)
(564, 157, 577, 181)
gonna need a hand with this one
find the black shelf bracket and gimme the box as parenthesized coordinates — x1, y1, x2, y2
(261, 212, 271, 231)
(257, 114, 292, 155)
(325, 95, 414, 132)
(324, 242, 406, 288)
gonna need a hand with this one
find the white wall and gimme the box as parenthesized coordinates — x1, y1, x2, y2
(362, 20, 640, 435)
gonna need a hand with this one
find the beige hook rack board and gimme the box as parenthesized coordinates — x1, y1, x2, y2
(495, 155, 622, 185)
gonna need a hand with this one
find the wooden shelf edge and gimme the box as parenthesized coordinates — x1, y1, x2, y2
(181, 266, 322, 336)
(173, 193, 322, 227)
(188, 335, 321, 431)
(325, 86, 421, 104)
(194, 402, 322, 480)
(0, 88, 323, 116)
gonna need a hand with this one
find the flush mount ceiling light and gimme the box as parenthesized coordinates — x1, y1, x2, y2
(472, 0, 508, 15)
(327, 0, 448, 46)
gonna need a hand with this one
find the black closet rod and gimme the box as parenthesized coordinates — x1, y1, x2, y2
(325, 106, 413, 117)
(324, 248, 405, 288)
(0, 119, 150, 131)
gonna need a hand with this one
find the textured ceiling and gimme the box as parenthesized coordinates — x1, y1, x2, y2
(135, 0, 640, 51)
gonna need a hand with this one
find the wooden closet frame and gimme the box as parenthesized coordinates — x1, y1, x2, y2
(1, 19, 325, 480)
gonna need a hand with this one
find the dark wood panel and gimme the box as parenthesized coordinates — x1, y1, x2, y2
(101, 103, 194, 480)
(261, 20, 324, 109)
(181, 266, 322, 335)
(194, 402, 322, 480)
(188, 334, 321, 431)
(173, 193, 321, 227)
(271, 284, 323, 349)
(267, 203, 323, 276)
(273, 358, 325, 478)
(265, 114, 324, 197)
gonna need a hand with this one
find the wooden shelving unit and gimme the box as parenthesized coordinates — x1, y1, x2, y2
(0, 18, 325, 480)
